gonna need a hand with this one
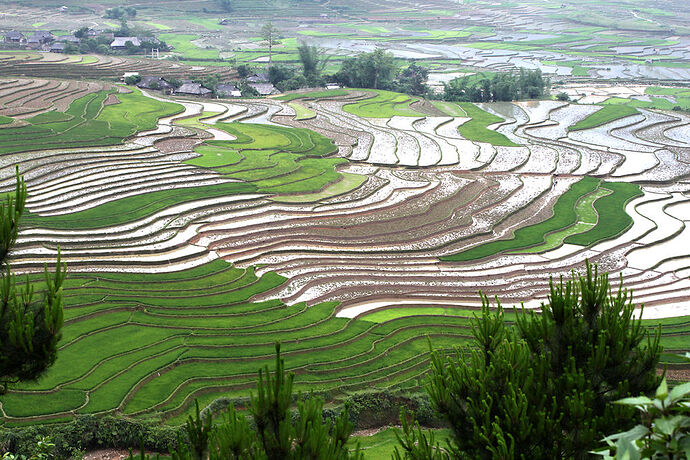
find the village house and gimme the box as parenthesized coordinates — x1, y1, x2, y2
(176, 81, 213, 98)
(110, 36, 141, 49)
(247, 72, 270, 83)
(4, 31, 25, 43)
(248, 82, 279, 96)
(49, 42, 65, 53)
(27, 31, 55, 48)
(217, 84, 242, 98)
(58, 35, 80, 44)
(137, 76, 174, 94)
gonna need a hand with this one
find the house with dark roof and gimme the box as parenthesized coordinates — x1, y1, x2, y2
(176, 81, 213, 97)
(137, 76, 174, 94)
(247, 72, 270, 83)
(217, 84, 242, 98)
(49, 42, 65, 53)
(248, 82, 279, 96)
(4, 31, 25, 43)
(27, 31, 55, 47)
(110, 37, 141, 49)
(58, 35, 80, 44)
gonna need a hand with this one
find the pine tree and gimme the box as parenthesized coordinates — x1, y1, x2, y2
(162, 344, 362, 460)
(397, 262, 661, 459)
(0, 169, 65, 394)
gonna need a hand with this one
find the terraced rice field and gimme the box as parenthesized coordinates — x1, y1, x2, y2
(2, 80, 690, 426)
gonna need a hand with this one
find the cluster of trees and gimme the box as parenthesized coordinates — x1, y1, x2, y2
(261, 41, 548, 101)
(259, 42, 429, 96)
(267, 43, 328, 92)
(444, 68, 548, 102)
(333, 49, 429, 96)
(104, 6, 137, 19)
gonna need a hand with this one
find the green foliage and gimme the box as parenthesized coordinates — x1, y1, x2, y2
(0, 415, 178, 458)
(105, 6, 136, 19)
(445, 68, 548, 102)
(125, 74, 142, 85)
(570, 104, 639, 131)
(392, 410, 448, 460)
(334, 49, 397, 90)
(0, 170, 65, 393)
(249, 344, 360, 459)
(297, 43, 327, 82)
(1, 435, 56, 460)
(395, 63, 429, 97)
(400, 263, 662, 458)
(595, 377, 690, 459)
(261, 22, 280, 66)
(217, 0, 233, 12)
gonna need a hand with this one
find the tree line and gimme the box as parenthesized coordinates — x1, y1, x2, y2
(260, 40, 546, 102)
(444, 68, 548, 102)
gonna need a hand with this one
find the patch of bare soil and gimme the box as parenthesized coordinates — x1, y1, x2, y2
(103, 94, 121, 106)
(352, 425, 398, 437)
(410, 99, 447, 117)
(82, 449, 131, 460)
(154, 137, 203, 154)
(660, 366, 690, 382)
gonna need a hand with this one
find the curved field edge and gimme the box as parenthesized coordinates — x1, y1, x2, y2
(440, 178, 641, 261)
(569, 104, 639, 131)
(1, 259, 476, 424)
(0, 87, 183, 155)
(342, 90, 425, 118)
(564, 182, 643, 246)
(23, 182, 257, 229)
(186, 122, 361, 198)
(440, 176, 600, 262)
(456, 102, 519, 147)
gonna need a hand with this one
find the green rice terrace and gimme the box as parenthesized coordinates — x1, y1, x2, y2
(0, 0, 689, 455)
(2, 76, 690, 432)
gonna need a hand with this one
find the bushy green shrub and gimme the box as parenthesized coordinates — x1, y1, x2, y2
(0, 416, 178, 458)
(594, 376, 690, 459)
